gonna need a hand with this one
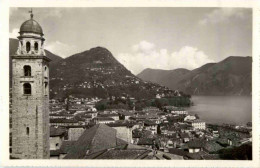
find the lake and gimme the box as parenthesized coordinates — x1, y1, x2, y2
(187, 96, 252, 125)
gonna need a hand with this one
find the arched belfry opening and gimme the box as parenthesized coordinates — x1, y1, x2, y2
(34, 42, 38, 52)
(26, 42, 31, 53)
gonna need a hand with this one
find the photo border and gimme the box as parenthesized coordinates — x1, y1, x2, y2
(0, 0, 259, 167)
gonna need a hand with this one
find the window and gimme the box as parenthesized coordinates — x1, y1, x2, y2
(23, 83, 31, 95)
(26, 127, 29, 135)
(44, 82, 48, 95)
(34, 42, 38, 52)
(26, 42, 31, 53)
(44, 66, 48, 78)
(24, 65, 31, 76)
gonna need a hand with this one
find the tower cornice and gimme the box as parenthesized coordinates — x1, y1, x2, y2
(12, 55, 51, 62)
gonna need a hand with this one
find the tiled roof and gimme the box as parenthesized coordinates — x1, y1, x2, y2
(84, 150, 108, 159)
(64, 124, 127, 159)
(60, 141, 76, 154)
(217, 138, 228, 145)
(201, 154, 221, 160)
(185, 151, 204, 160)
(126, 144, 148, 150)
(116, 138, 128, 148)
(91, 149, 152, 159)
(50, 127, 66, 137)
(179, 123, 191, 129)
(144, 120, 157, 126)
(97, 117, 115, 121)
(203, 141, 224, 153)
(180, 133, 190, 139)
(187, 139, 204, 148)
(107, 122, 136, 128)
(168, 148, 187, 156)
(137, 137, 158, 146)
(98, 114, 119, 117)
(118, 111, 133, 116)
(50, 118, 78, 123)
(50, 150, 61, 156)
(169, 148, 204, 160)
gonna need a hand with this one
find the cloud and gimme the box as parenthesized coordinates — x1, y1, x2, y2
(9, 28, 19, 38)
(41, 8, 63, 18)
(45, 41, 79, 58)
(132, 40, 155, 53)
(116, 41, 213, 75)
(199, 8, 247, 25)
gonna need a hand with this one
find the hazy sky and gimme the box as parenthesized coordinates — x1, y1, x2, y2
(10, 7, 252, 74)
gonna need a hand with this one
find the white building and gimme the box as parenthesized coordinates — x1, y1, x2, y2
(171, 108, 187, 115)
(188, 120, 206, 130)
(184, 115, 196, 121)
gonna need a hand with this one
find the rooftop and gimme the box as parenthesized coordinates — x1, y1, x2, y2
(20, 17, 43, 35)
(64, 124, 127, 159)
(50, 127, 66, 137)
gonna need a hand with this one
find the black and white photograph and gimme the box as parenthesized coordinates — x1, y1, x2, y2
(1, 2, 259, 166)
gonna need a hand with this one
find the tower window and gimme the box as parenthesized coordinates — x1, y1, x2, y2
(26, 42, 31, 53)
(44, 82, 48, 95)
(23, 83, 31, 95)
(26, 127, 29, 135)
(34, 42, 38, 52)
(24, 65, 31, 76)
(44, 66, 48, 78)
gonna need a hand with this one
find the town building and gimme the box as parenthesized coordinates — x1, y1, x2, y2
(188, 120, 206, 130)
(50, 118, 80, 127)
(107, 122, 138, 144)
(67, 126, 85, 141)
(171, 108, 187, 115)
(96, 117, 115, 124)
(184, 115, 196, 121)
(49, 127, 67, 159)
(11, 11, 50, 159)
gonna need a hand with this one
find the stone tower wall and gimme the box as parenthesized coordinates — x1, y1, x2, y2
(11, 57, 50, 159)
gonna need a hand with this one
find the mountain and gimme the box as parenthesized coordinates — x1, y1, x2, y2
(9, 38, 176, 99)
(137, 68, 191, 89)
(137, 56, 252, 96)
(49, 47, 173, 99)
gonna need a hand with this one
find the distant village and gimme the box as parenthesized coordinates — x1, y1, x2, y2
(43, 93, 252, 160)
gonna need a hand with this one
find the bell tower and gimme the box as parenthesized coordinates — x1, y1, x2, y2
(11, 9, 50, 159)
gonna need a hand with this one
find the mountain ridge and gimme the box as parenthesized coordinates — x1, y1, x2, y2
(48, 46, 176, 99)
(137, 56, 252, 96)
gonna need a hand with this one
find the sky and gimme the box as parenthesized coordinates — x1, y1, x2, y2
(9, 7, 252, 75)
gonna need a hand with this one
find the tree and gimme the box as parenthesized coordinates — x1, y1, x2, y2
(154, 99, 162, 109)
(195, 114, 200, 119)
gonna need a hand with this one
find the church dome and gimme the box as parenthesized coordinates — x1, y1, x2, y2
(20, 18, 43, 35)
